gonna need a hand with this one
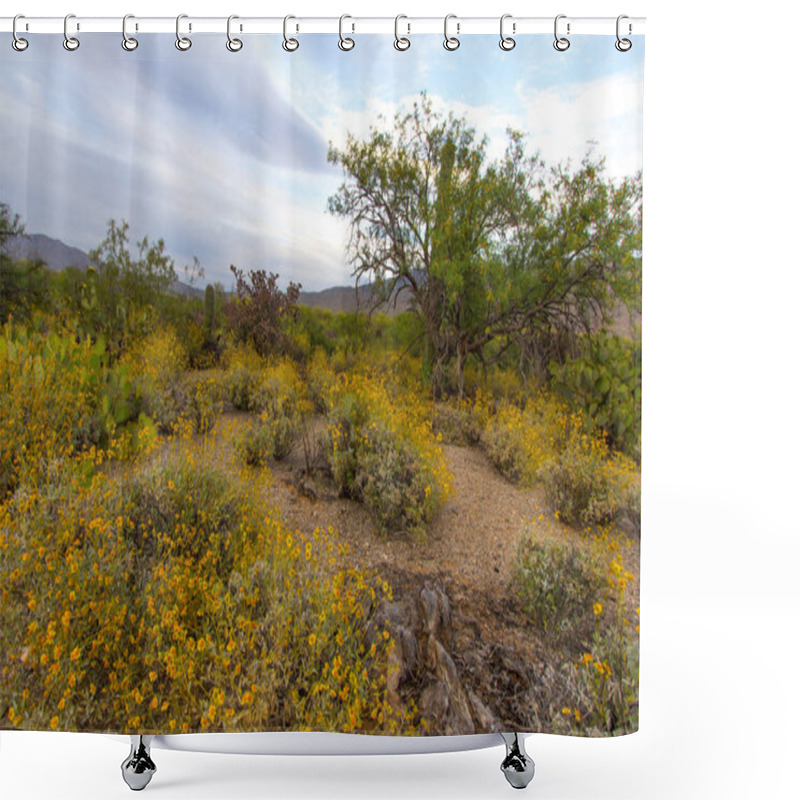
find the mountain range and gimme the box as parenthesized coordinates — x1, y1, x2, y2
(1, 232, 408, 314)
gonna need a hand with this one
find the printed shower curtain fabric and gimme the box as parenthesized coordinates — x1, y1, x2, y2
(0, 29, 643, 737)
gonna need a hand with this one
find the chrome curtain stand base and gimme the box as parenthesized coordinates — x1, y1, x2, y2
(500, 733, 535, 789)
(121, 735, 157, 791)
(118, 732, 534, 790)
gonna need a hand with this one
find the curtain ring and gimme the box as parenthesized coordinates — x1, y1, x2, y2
(122, 14, 138, 51)
(499, 14, 515, 51)
(553, 14, 570, 51)
(283, 15, 299, 52)
(176, 14, 192, 51)
(63, 13, 80, 51)
(615, 14, 632, 51)
(443, 14, 460, 51)
(394, 14, 410, 51)
(12, 15, 28, 51)
(338, 14, 355, 51)
(227, 15, 243, 51)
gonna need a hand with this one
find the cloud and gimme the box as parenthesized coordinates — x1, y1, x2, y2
(1, 33, 643, 291)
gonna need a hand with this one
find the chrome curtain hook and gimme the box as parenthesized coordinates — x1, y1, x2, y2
(283, 15, 299, 52)
(226, 15, 243, 51)
(499, 13, 516, 51)
(339, 14, 355, 51)
(553, 14, 570, 51)
(12, 14, 28, 51)
(443, 13, 460, 51)
(122, 14, 138, 51)
(63, 13, 80, 51)
(176, 13, 192, 51)
(394, 14, 410, 50)
(615, 14, 632, 51)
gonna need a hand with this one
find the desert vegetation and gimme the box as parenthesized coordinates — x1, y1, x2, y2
(1, 98, 641, 737)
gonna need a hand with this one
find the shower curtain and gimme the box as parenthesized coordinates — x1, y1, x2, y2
(1, 23, 643, 740)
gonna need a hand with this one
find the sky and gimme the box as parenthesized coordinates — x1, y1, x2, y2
(0, 33, 644, 291)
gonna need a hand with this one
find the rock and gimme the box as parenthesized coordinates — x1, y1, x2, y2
(468, 690, 497, 732)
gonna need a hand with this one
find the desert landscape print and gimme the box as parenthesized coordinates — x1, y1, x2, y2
(1, 34, 643, 737)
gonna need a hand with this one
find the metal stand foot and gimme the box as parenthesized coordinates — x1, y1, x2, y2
(500, 733, 535, 790)
(121, 735, 156, 791)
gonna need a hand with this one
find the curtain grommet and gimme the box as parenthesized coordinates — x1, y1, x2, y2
(553, 14, 570, 51)
(283, 15, 299, 52)
(176, 13, 192, 51)
(615, 15, 632, 51)
(12, 14, 29, 51)
(63, 13, 80, 51)
(443, 14, 460, 51)
(122, 14, 138, 51)
(394, 15, 410, 51)
(338, 14, 355, 51)
(499, 14, 516, 51)
(226, 15, 243, 52)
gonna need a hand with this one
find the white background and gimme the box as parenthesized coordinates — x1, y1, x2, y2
(2, 1, 799, 798)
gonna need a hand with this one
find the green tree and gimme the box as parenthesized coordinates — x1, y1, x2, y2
(75, 219, 177, 351)
(0, 204, 49, 321)
(328, 95, 642, 396)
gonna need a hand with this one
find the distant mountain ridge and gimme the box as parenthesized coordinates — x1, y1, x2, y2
(1, 232, 409, 314)
(2, 232, 92, 272)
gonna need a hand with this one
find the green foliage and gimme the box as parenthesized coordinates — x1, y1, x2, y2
(122, 326, 188, 435)
(185, 374, 224, 435)
(203, 284, 216, 338)
(234, 411, 296, 465)
(482, 394, 569, 486)
(550, 333, 642, 457)
(326, 374, 452, 535)
(514, 536, 602, 636)
(0, 322, 137, 496)
(329, 94, 642, 396)
(64, 219, 179, 354)
(540, 432, 640, 528)
(1, 455, 410, 733)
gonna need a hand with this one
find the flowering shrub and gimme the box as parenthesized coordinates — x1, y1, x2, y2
(0, 454, 416, 734)
(326, 374, 452, 535)
(234, 411, 296, 465)
(483, 393, 569, 486)
(514, 535, 602, 636)
(555, 527, 639, 735)
(305, 348, 337, 414)
(122, 326, 188, 434)
(185, 374, 224, 435)
(432, 400, 483, 446)
(0, 322, 134, 497)
(540, 426, 640, 527)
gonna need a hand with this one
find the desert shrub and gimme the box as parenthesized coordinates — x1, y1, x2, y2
(0, 455, 415, 734)
(553, 527, 639, 735)
(234, 419, 275, 466)
(326, 374, 452, 535)
(123, 326, 188, 434)
(550, 333, 641, 459)
(432, 400, 484, 446)
(185, 374, 224, 435)
(540, 428, 640, 527)
(306, 348, 337, 414)
(251, 358, 307, 419)
(109, 414, 160, 462)
(226, 267, 300, 359)
(228, 365, 259, 411)
(0, 322, 136, 496)
(515, 536, 602, 636)
(483, 394, 569, 486)
(234, 411, 297, 465)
